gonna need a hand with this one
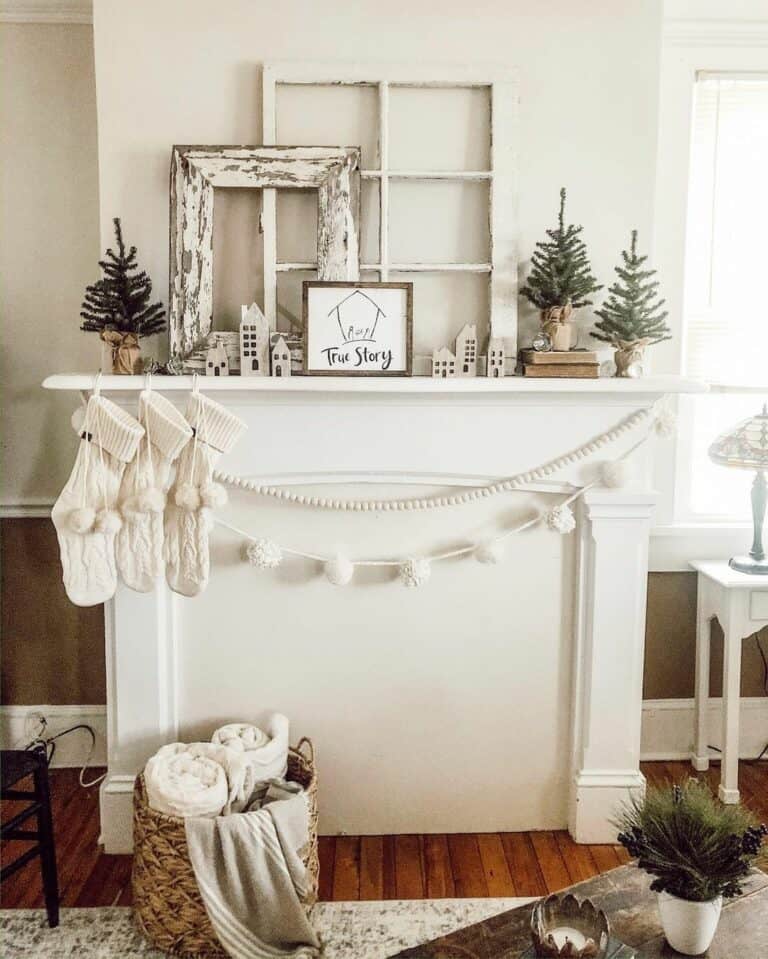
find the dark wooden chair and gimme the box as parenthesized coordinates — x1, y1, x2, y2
(1, 746, 59, 926)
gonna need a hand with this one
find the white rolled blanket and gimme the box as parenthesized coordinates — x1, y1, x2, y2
(145, 742, 257, 819)
(211, 713, 289, 784)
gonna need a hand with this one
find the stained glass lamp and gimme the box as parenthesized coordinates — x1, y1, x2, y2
(708, 404, 768, 575)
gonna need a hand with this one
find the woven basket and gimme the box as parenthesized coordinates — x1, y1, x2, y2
(132, 738, 318, 958)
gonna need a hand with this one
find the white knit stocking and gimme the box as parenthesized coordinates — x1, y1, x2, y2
(116, 391, 192, 592)
(164, 392, 246, 597)
(52, 394, 144, 607)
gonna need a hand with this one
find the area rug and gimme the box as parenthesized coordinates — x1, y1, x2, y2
(1, 898, 532, 958)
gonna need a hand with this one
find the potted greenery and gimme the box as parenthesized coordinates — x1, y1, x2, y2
(80, 218, 166, 373)
(520, 187, 601, 351)
(615, 780, 767, 955)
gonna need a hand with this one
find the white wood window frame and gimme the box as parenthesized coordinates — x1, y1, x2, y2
(262, 60, 519, 348)
(648, 16, 768, 567)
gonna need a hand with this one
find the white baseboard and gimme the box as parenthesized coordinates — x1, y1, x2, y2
(641, 697, 768, 761)
(0, 704, 106, 767)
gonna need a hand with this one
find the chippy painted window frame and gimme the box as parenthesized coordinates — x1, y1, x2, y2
(262, 61, 519, 350)
(168, 145, 361, 360)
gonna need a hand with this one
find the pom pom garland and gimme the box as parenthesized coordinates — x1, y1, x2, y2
(600, 459, 632, 489)
(68, 506, 96, 533)
(95, 508, 122, 534)
(654, 406, 677, 438)
(546, 504, 576, 534)
(325, 554, 355, 586)
(246, 538, 283, 569)
(200, 482, 227, 509)
(175, 484, 201, 511)
(475, 540, 505, 565)
(399, 558, 431, 588)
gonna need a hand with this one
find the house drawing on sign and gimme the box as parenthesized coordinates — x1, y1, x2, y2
(432, 346, 457, 378)
(455, 324, 478, 376)
(486, 337, 506, 378)
(239, 302, 270, 377)
(270, 336, 291, 377)
(205, 341, 229, 377)
(329, 289, 386, 344)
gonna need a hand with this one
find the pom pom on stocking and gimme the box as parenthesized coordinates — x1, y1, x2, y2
(399, 558, 431, 588)
(654, 406, 677, 437)
(175, 484, 201, 510)
(68, 507, 96, 534)
(136, 487, 165, 513)
(200, 482, 227, 509)
(325, 554, 354, 586)
(475, 540, 505, 565)
(95, 508, 122, 534)
(546, 504, 576, 534)
(246, 538, 283, 569)
(600, 459, 632, 488)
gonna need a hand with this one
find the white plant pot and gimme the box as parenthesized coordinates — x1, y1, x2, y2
(657, 891, 722, 955)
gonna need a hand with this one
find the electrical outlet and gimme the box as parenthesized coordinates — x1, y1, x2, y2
(24, 709, 47, 740)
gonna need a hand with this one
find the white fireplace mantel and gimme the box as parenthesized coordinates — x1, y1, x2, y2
(45, 373, 706, 850)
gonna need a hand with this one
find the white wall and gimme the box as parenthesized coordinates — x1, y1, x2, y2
(0, 22, 100, 506)
(89, 0, 665, 831)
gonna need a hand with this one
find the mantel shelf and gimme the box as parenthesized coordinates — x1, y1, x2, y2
(43, 373, 707, 397)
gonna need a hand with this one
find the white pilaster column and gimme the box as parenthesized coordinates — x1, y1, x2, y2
(569, 489, 657, 843)
(99, 582, 179, 852)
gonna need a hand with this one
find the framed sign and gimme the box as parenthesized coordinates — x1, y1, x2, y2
(302, 281, 413, 376)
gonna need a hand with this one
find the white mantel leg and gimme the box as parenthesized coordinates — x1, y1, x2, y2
(569, 489, 656, 843)
(99, 582, 178, 853)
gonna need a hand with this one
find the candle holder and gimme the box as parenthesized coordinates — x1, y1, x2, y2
(530, 894, 610, 958)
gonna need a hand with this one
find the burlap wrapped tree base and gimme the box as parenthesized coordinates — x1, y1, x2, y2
(132, 739, 318, 958)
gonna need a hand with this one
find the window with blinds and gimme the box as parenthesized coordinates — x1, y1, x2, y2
(683, 73, 768, 386)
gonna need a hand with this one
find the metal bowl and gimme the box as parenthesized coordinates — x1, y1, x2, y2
(530, 893, 610, 958)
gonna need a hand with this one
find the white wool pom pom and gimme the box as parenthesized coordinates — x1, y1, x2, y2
(546, 504, 576, 534)
(71, 406, 86, 435)
(246, 538, 283, 569)
(475, 540, 505, 565)
(399, 558, 431, 588)
(200, 482, 227, 509)
(137, 487, 165, 513)
(68, 506, 96, 533)
(655, 406, 677, 437)
(95, 508, 122, 534)
(325, 554, 354, 586)
(600, 459, 632, 489)
(175, 484, 201, 510)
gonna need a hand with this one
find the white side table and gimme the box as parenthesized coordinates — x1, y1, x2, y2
(690, 560, 768, 803)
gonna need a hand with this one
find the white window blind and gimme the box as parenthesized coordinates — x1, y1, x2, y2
(683, 73, 768, 387)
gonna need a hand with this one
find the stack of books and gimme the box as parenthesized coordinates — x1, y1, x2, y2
(521, 349, 599, 378)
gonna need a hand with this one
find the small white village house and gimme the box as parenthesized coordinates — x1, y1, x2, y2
(205, 341, 229, 376)
(487, 337, 506, 378)
(431, 346, 457, 377)
(270, 336, 292, 377)
(455, 324, 477, 376)
(240, 302, 270, 377)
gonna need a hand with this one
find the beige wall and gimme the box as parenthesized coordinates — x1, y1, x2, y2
(0, 22, 101, 506)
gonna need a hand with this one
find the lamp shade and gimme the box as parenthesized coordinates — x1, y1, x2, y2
(708, 405, 768, 470)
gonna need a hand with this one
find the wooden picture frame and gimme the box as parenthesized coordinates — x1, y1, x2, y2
(169, 145, 361, 360)
(302, 281, 413, 376)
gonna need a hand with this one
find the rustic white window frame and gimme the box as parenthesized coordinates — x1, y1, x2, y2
(262, 61, 519, 347)
(169, 145, 361, 359)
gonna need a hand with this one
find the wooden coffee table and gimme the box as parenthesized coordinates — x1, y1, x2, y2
(389, 865, 768, 958)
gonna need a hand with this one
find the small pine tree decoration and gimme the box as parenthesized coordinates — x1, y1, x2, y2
(520, 187, 602, 318)
(593, 230, 671, 357)
(80, 218, 166, 337)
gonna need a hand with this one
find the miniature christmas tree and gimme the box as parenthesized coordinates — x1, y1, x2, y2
(520, 187, 601, 315)
(80, 218, 166, 337)
(593, 230, 670, 347)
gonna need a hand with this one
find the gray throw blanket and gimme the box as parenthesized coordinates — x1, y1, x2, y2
(185, 789, 320, 959)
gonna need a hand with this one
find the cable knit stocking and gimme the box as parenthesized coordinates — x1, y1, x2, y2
(52, 394, 144, 607)
(164, 392, 246, 597)
(116, 391, 192, 592)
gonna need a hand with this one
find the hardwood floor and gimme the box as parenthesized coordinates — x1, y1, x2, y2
(1, 761, 766, 908)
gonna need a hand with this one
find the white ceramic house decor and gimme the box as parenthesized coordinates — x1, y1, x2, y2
(240, 303, 270, 378)
(432, 346, 457, 378)
(205, 341, 229, 377)
(169, 145, 361, 364)
(487, 337, 506, 377)
(270, 336, 292, 377)
(455, 324, 478, 377)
